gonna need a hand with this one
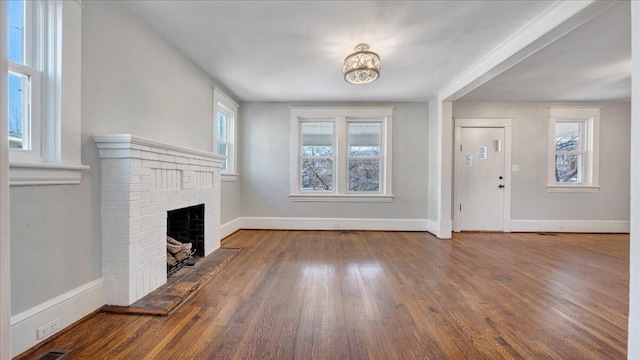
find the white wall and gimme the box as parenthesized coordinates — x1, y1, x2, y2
(237, 102, 429, 224)
(452, 101, 630, 227)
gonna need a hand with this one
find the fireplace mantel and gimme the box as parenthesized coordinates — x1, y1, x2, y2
(94, 134, 224, 306)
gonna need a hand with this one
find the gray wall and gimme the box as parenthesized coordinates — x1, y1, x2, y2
(11, 0, 240, 315)
(452, 101, 631, 221)
(221, 180, 242, 224)
(10, 182, 99, 314)
(239, 102, 429, 219)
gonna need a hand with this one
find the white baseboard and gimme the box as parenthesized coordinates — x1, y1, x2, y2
(427, 220, 439, 236)
(510, 220, 630, 233)
(425, 219, 454, 239)
(11, 278, 105, 357)
(235, 217, 429, 231)
(220, 217, 244, 239)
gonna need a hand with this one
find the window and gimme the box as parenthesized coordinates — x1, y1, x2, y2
(7, 0, 41, 160)
(301, 122, 334, 191)
(548, 107, 600, 192)
(348, 122, 381, 192)
(4, 1, 87, 186)
(290, 107, 394, 202)
(213, 88, 239, 180)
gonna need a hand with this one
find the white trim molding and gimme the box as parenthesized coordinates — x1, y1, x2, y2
(220, 218, 244, 239)
(628, 2, 640, 358)
(221, 173, 239, 182)
(10, 278, 105, 357)
(237, 217, 428, 232)
(510, 220, 629, 233)
(546, 185, 602, 193)
(426, 220, 439, 237)
(289, 194, 393, 203)
(9, 162, 89, 186)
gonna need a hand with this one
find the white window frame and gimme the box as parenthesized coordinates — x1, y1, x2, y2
(5, 1, 88, 186)
(7, 0, 42, 162)
(290, 107, 394, 202)
(547, 106, 601, 192)
(213, 87, 239, 181)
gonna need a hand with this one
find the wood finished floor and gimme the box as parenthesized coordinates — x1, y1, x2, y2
(22, 230, 628, 359)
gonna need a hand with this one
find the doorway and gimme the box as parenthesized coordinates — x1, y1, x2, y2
(454, 118, 512, 232)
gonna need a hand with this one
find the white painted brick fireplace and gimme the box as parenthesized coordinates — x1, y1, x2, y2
(94, 134, 224, 306)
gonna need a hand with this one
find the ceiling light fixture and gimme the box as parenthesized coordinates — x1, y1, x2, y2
(343, 43, 380, 85)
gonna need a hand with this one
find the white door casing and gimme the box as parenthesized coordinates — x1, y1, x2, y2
(454, 118, 512, 232)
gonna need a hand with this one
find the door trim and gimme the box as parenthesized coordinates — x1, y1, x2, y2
(454, 118, 512, 232)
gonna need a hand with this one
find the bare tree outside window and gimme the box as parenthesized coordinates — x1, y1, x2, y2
(348, 123, 381, 192)
(554, 121, 583, 183)
(348, 147, 380, 191)
(301, 122, 334, 191)
(301, 146, 333, 190)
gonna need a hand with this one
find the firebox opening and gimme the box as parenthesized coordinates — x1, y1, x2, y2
(166, 204, 205, 274)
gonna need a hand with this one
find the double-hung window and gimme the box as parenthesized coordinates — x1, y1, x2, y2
(547, 107, 600, 192)
(7, 0, 41, 161)
(213, 88, 239, 180)
(5, 1, 87, 186)
(290, 107, 393, 202)
(348, 122, 382, 192)
(301, 121, 334, 191)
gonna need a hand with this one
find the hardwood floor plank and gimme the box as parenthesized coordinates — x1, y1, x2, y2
(17, 230, 629, 359)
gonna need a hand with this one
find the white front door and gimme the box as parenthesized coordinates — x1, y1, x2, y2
(456, 127, 506, 231)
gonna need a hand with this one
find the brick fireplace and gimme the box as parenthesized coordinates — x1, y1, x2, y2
(94, 134, 224, 306)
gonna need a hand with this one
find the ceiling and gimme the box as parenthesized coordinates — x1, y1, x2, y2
(459, 1, 632, 102)
(124, 0, 556, 102)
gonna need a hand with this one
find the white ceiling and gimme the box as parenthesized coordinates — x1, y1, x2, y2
(124, 0, 556, 102)
(459, 1, 632, 102)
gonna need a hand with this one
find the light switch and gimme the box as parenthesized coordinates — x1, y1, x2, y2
(512, 164, 520, 172)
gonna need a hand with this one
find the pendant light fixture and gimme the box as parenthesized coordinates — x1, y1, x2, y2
(343, 43, 380, 85)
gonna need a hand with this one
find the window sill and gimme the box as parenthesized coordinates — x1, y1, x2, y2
(9, 162, 90, 186)
(290, 194, 394, 203)
(221, 173, 239, 182)
(546, 184, 602, 193)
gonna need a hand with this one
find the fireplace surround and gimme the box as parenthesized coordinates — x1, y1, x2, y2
(94, 134, 224, 306)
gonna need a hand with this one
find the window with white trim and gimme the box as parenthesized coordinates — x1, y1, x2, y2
(290, 107, 393, 202)
(7, 0, 41, 161)
(548, 107, 600, 192)
(213, 88, 238, 180)
(5, 1, 88, 186)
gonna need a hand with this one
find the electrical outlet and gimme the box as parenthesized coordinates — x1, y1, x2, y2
(37, 317, 61, 340)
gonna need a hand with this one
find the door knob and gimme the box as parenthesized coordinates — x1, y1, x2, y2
(498, 184, 505, 188)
